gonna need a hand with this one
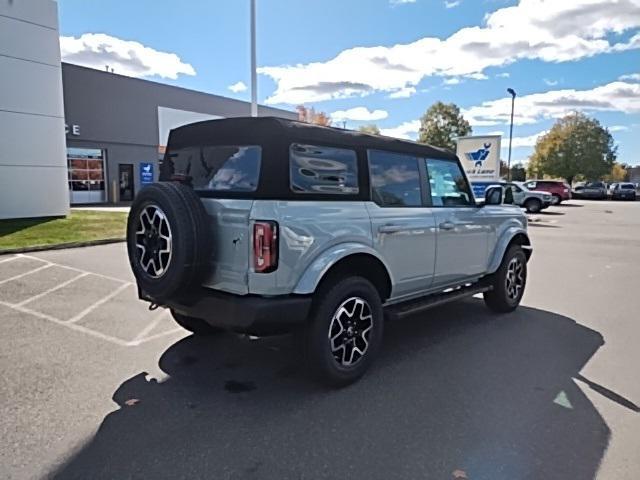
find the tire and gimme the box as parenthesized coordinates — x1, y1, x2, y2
(524, 198, 542, 213)
(304, 276, 384, 387)
(171, 310, 225, 335)
(483, 245, 527, 313)
(126, 182, 210, 299)
(551, 194, 562, 205)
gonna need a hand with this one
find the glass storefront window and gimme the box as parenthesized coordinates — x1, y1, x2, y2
(67, 148, 106, 204)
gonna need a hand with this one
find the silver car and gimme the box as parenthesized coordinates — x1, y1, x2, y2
(126, 117, 532, 386)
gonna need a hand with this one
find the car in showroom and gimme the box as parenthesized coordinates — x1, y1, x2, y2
(523, 180, 571, 204)
(610, 182, 637, 201)
(126, 117, 532, 386)
(472, 180, 551, 213)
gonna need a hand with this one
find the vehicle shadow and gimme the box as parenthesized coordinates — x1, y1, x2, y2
(539, 210, 565, 216)
(51, 300, 616, 480)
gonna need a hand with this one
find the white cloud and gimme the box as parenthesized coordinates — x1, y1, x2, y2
(543, 78, 559, 86)
(330, 107, 389, 122)
(609, 125, 629, 132)
(388, 86, 417, 98)
(619, 72, 640, 81)
(445, 0, 461, 8)
(390, 0, 416, 5)
(60, 33, 195, 79)
(380, 120, 421, 140)
(258, 0, 640, 104)
(466, 72, 489, 80)
(496, 72, 510, 78)
(463, 80, 640, 126)
(443, 77, 462, 85)
(228, 81, 248, 93)
(506, 130, 549, 148)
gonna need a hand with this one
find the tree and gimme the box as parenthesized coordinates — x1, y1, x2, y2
(510, 163, 527, 181)
(528, 112, 617, 185)
(296, 105, 332, 126)
(603, 163, 627, 182)
(418, 101, 472, 151)
(358, 124, 380, 135)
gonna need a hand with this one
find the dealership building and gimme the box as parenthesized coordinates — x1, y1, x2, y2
(1, 0, 295, 219)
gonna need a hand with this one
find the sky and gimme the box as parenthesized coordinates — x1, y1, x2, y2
(57, 0, 640, 166)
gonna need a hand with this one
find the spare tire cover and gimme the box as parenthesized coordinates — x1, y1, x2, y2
(126, 182, 210, 299)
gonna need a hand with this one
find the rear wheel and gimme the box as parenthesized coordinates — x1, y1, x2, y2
(524, 198, 542, 213)
(484, 245, 527, 313)
(171, 311, 225, 336)
(304, 276, 384, 387)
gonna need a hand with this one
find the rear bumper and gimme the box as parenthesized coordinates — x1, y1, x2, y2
(140, 287, 312, 335)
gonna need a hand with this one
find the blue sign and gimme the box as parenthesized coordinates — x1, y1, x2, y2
(140, 162, 154, 184)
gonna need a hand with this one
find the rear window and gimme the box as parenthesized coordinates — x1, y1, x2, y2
(585, 181, 605, 188)
(290, 143, 359, 194)
(368, 150, 421, 207)
(162, 145, 261, 192)
(621, 184, 635, 190)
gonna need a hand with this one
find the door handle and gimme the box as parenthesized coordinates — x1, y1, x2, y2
(378, 224, 403, 234)
(439, 221, 455, 231)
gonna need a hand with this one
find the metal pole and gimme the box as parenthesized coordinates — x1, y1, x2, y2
(250, 0, 258, 117)
(507, 88, 516, 181)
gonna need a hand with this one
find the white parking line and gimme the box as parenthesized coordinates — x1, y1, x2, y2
(0, 299, 130, 347)
(66, 282, 132, 324)
(130, 327, 184, 346)
(0, 255, 19, 265)
(18, 254, 131, 284)
(15, 272, 90, 307)
(131, 309, 170, 343)
(0, 263, 53, 286)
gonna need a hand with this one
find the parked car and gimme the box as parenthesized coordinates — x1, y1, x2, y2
(473, 180, 551, 213)
(126, 117, 532, 386)
(523, 180, 571, 204)
(610, 182, 637, 201)
(577, 181, 607, 200)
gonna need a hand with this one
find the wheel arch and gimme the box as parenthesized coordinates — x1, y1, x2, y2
(293, 245, 393, 302)
(487, 229, 532, 274)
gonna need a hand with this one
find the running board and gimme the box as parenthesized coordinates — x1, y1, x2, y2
(385, 284, 492, 320)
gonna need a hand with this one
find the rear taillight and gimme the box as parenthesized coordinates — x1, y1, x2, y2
(253, 221, 278, 273)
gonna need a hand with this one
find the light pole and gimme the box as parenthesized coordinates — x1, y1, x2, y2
(250, 0, 258, 117)
(506, 87, 516, 180)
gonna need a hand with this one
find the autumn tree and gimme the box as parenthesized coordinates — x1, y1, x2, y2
(603, 163, 628, 182)
(296, 105, 332, 126)
(418, 101, 472, 151)
(358, 124, 381, 135)
(528, 112, 617, 185)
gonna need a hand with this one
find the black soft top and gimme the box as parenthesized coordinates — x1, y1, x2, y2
(164, 117, 459, 200)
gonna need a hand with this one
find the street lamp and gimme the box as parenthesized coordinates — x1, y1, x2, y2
(250, 0, 258, 117)
(506, 87, 516, 180)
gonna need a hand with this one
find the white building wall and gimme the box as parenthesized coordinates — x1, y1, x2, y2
(0, 0, 69, 219)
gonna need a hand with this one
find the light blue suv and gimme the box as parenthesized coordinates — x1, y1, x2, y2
(126, 117, 532, 386)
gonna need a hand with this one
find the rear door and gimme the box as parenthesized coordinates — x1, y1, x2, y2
(366, 150, 437, 298)
(425, 158, 490, 287)
(162, 144, 262, 294)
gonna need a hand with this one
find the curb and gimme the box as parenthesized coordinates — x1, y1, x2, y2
(0, 238, 125, 255)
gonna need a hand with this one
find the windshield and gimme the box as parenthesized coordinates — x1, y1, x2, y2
(585, 181, 604, 188)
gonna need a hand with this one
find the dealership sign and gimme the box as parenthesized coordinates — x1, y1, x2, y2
(456, 135, 501, 181)
(140, 163, 154, 185)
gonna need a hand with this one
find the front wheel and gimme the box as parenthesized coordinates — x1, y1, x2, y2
(551, 194, 562, 205)
(484, 245, 527, 313)
(524, 199, 542, 213)
(304, 277, 384, 387)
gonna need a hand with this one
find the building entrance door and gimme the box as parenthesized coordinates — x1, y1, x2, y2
(67, 148, 106, 204)
(119, 164, 134, 201)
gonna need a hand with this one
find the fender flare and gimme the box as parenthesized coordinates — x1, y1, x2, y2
(487, 227, 532, 274)
(293, 242, 394, 295)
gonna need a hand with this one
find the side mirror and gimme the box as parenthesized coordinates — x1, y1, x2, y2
(484, 186, 503, 205)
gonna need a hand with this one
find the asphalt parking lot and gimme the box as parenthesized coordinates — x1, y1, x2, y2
(1, 199, 639, 480)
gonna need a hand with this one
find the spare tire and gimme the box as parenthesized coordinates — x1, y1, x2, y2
(126, 182, 210, 299)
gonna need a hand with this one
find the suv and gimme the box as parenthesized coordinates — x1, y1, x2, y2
(473, 180, 551, 213)
(126, 118, 532, 386)
(523, 180, 571, 205)
(610, 182, 637, 201)
(577, 181, 607, 200)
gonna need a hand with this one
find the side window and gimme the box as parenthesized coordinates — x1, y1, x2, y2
(162, 145, 261, 192)
(509, 183, 523, 193)
(525, 181, 536, 189)
(289, 144, 358, 194)
(425, 158, 472, 207)
(368, 150, 422, 207)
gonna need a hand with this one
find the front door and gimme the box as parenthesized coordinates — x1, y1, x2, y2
(425, 158, 489, 287)
(366, 150, 437, 298)
(119, 164, 134, 201)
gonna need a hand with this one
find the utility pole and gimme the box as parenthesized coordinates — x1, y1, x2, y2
(250, 0, 258, 117)
(506, 88, 516, 181)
